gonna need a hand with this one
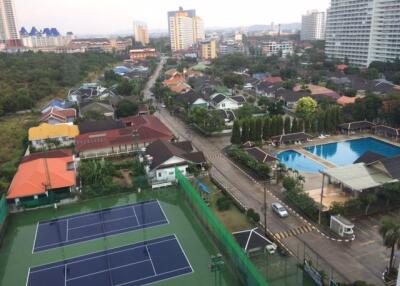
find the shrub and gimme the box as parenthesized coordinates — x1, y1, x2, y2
(216, 196, 232, 211)
(246, 208, 260, 223)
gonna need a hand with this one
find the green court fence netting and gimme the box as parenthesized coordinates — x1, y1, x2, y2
(0, 195, 7, 226)
(175, 168, 268, 286)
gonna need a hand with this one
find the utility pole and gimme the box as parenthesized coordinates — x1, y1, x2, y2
(264, 181, 268, 235)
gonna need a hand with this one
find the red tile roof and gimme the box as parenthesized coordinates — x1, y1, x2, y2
(7, 150, 76, 199)
(76, 115, 174, 152)
(263, 76, 283, 84)
(40, 108, 77, 123)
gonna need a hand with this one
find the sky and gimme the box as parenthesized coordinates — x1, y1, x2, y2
(16, 0, 330, 36)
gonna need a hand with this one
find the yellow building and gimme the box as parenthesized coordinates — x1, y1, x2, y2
(199, 39, 217, 60)
(29, 123, 79, 149)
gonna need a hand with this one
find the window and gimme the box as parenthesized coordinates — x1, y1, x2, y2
(158, 172, 162, 178)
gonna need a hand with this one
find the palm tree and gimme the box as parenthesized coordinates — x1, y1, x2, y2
(379, 217, 400, 276)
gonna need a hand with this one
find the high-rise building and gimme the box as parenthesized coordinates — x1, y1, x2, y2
(0, 0, 20, 44)
(133, 21, 149, 46)
(168, 7, 204, 52)
(301, 10, 326, 41)
(325, 0, 400, 67)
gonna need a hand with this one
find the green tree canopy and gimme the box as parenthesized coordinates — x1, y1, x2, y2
(115, 100, 139, 118)
(295, 97, 317, 119)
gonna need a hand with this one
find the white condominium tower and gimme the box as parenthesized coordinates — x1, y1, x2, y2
(301, 10, 326, 41)
(326, 0, 400, 67)
(0, 0, 19, 42)
(168, 7, 205, 52)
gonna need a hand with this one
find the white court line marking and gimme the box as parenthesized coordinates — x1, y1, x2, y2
(131, 206, 140, 226)
(31, 222, 39, 254)
(145, 245, 157, 275)
(35, 219, 168, 250)
(64, 265, 67, 286)
(25, 268, 31, 286)
(173, 234, 194, 273)
(66, 219, 69, 242)
(116, 266, 192, 286)
(156, 200, 170, 225)
(68, 214, 137, 231)
(31, 237, 176, 273)
(66, 259, 151, 282)
(38, 201, 160, 226)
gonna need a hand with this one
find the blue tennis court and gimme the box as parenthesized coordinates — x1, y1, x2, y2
(27, 235, 193, 286)
(33, 200, 168, 253)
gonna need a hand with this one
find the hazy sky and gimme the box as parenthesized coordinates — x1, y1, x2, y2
(16, 0, 330, 35)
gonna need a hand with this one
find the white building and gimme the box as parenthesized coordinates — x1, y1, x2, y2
(168, 7, 204, 52)
(133, 21, 149, 46)
(20, 27, 74, 49)
(0, 0, 19, 42)
(325, 0, 400, 67)
(262, 41, 293, 57)
(301, 10, 326, 41)
(209, 94, 246, 110)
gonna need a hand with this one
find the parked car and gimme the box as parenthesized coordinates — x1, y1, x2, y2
(272, 203, 288, 218)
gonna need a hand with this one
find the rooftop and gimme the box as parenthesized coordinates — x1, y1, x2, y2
(29, 123, 79, 141)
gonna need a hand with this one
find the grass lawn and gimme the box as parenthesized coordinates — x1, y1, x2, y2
(0, 113, 38, 191)
(195, 177, 254, 233)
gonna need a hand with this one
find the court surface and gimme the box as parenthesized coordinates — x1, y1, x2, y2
(27, 235, 193, 286)
(33, 200, 168, 252)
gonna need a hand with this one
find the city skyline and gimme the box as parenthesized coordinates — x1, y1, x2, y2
(15, 0, 329, 35)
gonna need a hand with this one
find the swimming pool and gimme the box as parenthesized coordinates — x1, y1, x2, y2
(304, 137, 400, 166)
(278, 150, 325, 173)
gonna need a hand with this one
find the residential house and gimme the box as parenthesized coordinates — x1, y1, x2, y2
(256, 82, 283, 98)
(276, 90, 311, 109)
(337, 96, 359, 106)
(263, 76, 283, 85)
(7, 150, 76, 204)
(162, 72, 192, 94)
(29, 123, 79, 149)
(79, 101, 115, 119)
(138, 105, 150, 116)
(40, 108, 77, 124)
(175, 92, 209, 110)
(209, 93, 245, 110)
(271, 132, 313, 146)
(76, 115, 174, 158)
(338, 121, 375, 134)
(41, 99, 73, 114)
(78, 119, 125, 134)
(293, 84, 341, 101)
(144, 140, 206, 188)
(245, 147, 278, 168)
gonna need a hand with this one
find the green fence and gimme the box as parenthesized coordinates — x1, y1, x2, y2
(175, 168, 268, 286)
(0, 195, 8, 225)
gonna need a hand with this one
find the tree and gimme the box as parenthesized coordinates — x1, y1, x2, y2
(241, 119, 250, 143)
(231, 120, 241, 145)
(83, 110, 107, 121)
(284, 117, 291, 134)
(191, 107, 208, 127)
(291, 118, 298, 133)
(115, 100, 139, 118)
(255, 118, 263, 142)
(116, 79, 133, 96)
(237, 103, 254, 119)
(249, 119, 257, 141)
(222, 73, 244, 89)
(379, 217, 400, 275)
(295, 97, 317, 119)
(361, 193, 377, 215)
(263, 117, 271, 140)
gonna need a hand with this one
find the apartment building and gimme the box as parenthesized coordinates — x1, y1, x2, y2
(262, 41, 294, 57)
(0, 0, 19, 45)
(199, 39, 217, 60)
(301, 10, 326, 40)
(20, 27, 74, 48)
(325, 0, 400, 67)
(168, 7, 205, 52)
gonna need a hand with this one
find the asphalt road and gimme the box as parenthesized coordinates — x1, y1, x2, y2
(145, 58, 386, 285)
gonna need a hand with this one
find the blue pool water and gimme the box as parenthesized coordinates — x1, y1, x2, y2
(304, 137, 400, 167)
(278, 150, 325, 173)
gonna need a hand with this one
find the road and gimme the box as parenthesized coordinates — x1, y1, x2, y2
(143, 56, 166, 101)
(146, 58, 385, 285)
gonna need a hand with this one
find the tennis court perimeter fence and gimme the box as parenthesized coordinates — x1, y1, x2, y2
(175, 168, 267, 286)
(0, 195, 9, 247)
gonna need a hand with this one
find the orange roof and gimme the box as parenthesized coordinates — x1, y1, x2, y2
(7, 151, 76, 199)
(170, 83, 192, 93)
(336, 64, 348, 72)
(263, 77, 283, 84)
(337, 96, 358, 106)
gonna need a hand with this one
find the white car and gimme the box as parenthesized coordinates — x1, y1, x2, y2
(272, 203, 288, 218)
